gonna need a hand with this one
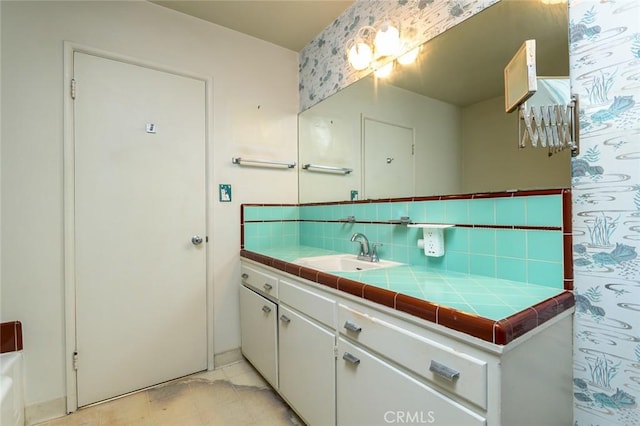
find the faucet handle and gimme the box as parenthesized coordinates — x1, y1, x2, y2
(371, 243, 383, 262)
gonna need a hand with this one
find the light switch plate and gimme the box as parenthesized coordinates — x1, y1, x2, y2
(219, 184, 232, 202)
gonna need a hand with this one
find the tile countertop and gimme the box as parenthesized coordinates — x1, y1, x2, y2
(240, 246, 575, 345)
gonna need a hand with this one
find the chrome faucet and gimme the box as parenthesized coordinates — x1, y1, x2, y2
(350, 233, 382, 262)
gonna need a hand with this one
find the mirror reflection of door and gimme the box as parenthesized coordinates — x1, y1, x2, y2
(362, 117, 414, 199)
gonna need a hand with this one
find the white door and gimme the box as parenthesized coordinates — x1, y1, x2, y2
(363, 117, 414, 199)
(73, 52, 207, 406)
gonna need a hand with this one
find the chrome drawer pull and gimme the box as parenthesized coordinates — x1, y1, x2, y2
(241, 273, 249, 279)
(342, 352, 360, 365)
(280, 315, 291, 323)
(429, 360, 460, 381)
(261, 305, 272, 313)
(344, 320, 362, 333)
(263, 283, 273, 291)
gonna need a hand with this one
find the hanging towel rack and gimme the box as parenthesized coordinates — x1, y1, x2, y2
(302, 163, 353, 174)
(232, 157, 296, 169)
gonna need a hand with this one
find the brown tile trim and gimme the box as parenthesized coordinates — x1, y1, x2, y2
(563, 234, 574, 283)
(296, 188, 566, 206)
(316, 272, 339, 289)
(493, 320, 511, 345)
(440, 194, 475, 200)
(240, 250, 272, 267)
(272, 259, 288, 272)
(337, 278, 366, 298)
(553, 291, 576, 313)
(532, 297, 561, 325)
(363, 286, 397, 308)
(562, 189, 574, 289)
(454, 224, 562, 231)
(564, 279, 574, 291)
(243, 219, 300, 223)
(411, 195, 442, 202)
(562, 189, 573, 232)
(297, 219, 562, 232)
(284, 263, 302, 276)
(241, 203, 299, 207)
(395, 294, 438, 323)
(496, 308, 539, 344)
(239, 250, 575, 345)
(437, 307, 496, 342)
(1, 321, 23, 354)
(299, 266, 319, 282)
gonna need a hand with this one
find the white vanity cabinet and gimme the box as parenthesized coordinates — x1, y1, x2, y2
(279, 305, 335, 426)
(239, 284, 278, 388)
(337, 337, 485, 426)
(278, 279, 336, 425)
(239, 258, 573, 426)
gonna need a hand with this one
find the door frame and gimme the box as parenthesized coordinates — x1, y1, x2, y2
(62, 42, 214, 413)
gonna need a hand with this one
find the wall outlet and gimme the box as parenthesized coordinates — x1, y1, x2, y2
(410, 224, 452, 257)
(422, 228, 445, 257)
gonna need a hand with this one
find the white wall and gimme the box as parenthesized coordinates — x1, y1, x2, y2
(0, 0, 298, 411)
(460, 96, 571, 193)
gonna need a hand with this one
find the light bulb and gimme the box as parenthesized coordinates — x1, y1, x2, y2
(397, 47, 420, 65)
(374, 62, 394, 78)
(348, 42, 373, 70)
(374, 24, 400, 57)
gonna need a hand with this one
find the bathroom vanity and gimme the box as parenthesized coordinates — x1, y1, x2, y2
(239, 253, 574, 426)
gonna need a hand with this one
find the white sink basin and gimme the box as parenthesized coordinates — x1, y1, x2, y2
(293, 254, 403, 272)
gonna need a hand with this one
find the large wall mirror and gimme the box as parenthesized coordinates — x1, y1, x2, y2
(298, 0, 570, 203)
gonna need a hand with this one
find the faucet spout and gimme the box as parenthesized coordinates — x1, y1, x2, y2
(350, 232, 370, 258)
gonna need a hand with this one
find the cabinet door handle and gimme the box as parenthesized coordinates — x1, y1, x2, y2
(263, 283, 273, 291)
(241, 273, 249, 279)
(344, 320, 362, 333)
(342, 352, 361, 365)
(280, 315, 291, 323)
(429, 360, 460, 381)
(261, 305, 272, 313)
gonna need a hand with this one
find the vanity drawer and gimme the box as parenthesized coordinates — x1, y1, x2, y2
(279, 279, 335, 329)
(241, 264, 278, 299)
(338, 304, 487, 409)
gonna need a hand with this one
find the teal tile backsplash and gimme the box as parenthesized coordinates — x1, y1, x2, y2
(242, 190, 570, 289)
(526, 195, 562, 227)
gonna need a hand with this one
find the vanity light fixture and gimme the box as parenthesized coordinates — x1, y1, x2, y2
(346, 26, 376, 71)
(346, 20, 418, 77)
(373, 21, 401, 57)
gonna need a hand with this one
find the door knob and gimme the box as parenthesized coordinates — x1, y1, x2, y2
(191, 235, 203, 245)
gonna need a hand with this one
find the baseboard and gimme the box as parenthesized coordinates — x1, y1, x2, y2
(213, 347, 242, 368)
(25, 396, 66, 426)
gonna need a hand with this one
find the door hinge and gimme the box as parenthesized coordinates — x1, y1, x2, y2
(333, 346, 338, 359)
(206, 236, 209, 243)
(412, 144, 415, 155)
(70, 79, 76, 100)
(72, 351, 79, 370)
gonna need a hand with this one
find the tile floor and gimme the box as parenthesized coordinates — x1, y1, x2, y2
(35, 359, 304, 426)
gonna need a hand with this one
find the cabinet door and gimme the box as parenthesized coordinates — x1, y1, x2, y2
(239, 285, 278, 388)
(337, 338, 485, 426)
(279, 305, 336, 426)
